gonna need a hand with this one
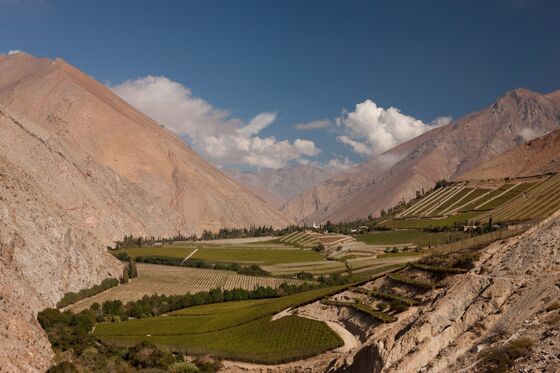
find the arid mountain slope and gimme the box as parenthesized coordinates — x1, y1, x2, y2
(459, 127, 560, 181)
(0, 53, 292, 233)
(284, 88, 560, 223)
(226, 165, 335, 208)
(0, 53, 291, 371)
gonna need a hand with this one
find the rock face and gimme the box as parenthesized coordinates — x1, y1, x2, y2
(283, 88, 560, 223)
(226, 165, 335, 208)
(324, 212, 560, 372)
(0, 53, 291, 371)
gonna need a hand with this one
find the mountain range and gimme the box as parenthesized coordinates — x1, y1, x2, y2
(283, 88, 560, 223)
(225, 165, 335, 208)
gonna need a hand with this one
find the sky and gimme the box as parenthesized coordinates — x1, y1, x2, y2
(1, 0, 559, 170)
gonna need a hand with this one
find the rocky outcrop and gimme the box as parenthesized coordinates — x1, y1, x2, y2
(325, 212, 560, 372)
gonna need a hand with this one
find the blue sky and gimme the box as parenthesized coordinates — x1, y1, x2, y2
(1, 0, 559, 170)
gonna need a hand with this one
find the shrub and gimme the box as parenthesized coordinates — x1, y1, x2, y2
(545, 299, 560, 312)
(170, 362, 200, 373)
(480, 338, 534, 373)
(387, 274, 435, 290)
(411, 263, 468, 275)
(56, 278, 119, 308)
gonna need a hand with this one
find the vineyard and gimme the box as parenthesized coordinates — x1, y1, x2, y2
(66, 264, 302, 312)
(121, 242, 324, 265)
(94, 286, 347, 364)
(475, 173, 560, 223)
(397, 180, 541, 219)
(356, 230, 470, 249)
(279, 231, 355, 249)
(383, 174, 560, 228)
(262, 255, 418, 276)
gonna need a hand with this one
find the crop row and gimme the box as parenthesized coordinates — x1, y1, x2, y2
(387, 273, 436, 290)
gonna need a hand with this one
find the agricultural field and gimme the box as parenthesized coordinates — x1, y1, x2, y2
(120, 242, 324, 265)
(66, 264, 302, 312)
(380, 212, 479, 230)
(395, 177, 545, 219)
(475, 173, 560, 224)
(94, 286, 348, 364)
(262, 255, 419, 276)
(356, 230, 471, 248)
(280, 231, 355, 249)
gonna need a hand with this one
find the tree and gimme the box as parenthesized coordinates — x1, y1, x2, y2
(128, 259, 138, 279)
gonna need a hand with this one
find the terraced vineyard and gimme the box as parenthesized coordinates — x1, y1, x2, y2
(386, 175, 559, 228)
(475, 173, 560, 223)
(262, 255, 418, 276)
(66, 264, 303, 312)
(94, 286, 347, 364)
(356, 230, 470, 249)
(280, 231, 355, 249)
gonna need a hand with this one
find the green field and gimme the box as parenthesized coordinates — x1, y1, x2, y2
(121, 245, 324, 265)
(380, 212, 478, 229)
(356, 230, 471, 248)
(94, 286, 346, 363)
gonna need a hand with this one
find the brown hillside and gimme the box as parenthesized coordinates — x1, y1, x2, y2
(458, 128, 560, 181)
(0, 53, 291, 371)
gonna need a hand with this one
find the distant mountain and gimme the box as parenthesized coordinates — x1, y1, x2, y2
(0, 53, 292, 371)
(226, 165, 335, 208)
(283, 88, 560, 224)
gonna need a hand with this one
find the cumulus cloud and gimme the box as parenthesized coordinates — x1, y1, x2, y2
(336, 135, 374, 156)
(325, 156, 354, 170)
(111, 76, 320, 168)
(336, 99, 448, 157)
(294, 119, 332, 130)
(7, 49, 22, 55)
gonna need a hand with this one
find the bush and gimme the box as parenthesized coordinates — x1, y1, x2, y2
(170, 362, 200, 373)
(127, 341, 176, 369)
(452, 253, 480, 270)
(411, 263, 468, 275)
(47, 361, 80, 373)
(387, 274, 435, 290)
(480, 338, 534, 373)
(56, 278, 119, 308)
(295, 272, 314, 280)
(545, 299, 560, 312)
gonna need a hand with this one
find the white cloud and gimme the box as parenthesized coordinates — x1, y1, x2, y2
(431, 116, 452, 127)
(111, 76, 320, 169)
(294, 119, 332, 130)
(336, 99, 447, 157)
(336, 135, 374, 156)
(7, 49, 22, 55)
(325, 156, 354, 170)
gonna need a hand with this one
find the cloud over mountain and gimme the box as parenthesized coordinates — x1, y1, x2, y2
(336, 99, 447, 157)
(112, 76, 320, 168)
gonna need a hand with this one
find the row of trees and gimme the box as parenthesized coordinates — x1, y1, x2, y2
(113, 251, 270, 277)
(112, 225, 305, 249)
